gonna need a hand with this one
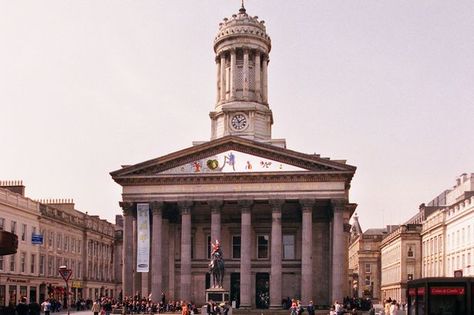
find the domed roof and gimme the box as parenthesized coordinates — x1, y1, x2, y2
(214, 3, 271, 53)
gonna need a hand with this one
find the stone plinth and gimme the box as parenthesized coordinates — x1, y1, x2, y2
(206, 287, 230, 303)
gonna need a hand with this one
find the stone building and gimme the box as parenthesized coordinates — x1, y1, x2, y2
(111, 4, 357, 309)
(422, 173, 474, 278)
(0, 181, 119, 307)
(348, 214, 386, 302)
(0, 182, 41, 307)
(380, 224, 422, 303)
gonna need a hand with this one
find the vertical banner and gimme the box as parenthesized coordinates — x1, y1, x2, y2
(136, 203, 150, 272)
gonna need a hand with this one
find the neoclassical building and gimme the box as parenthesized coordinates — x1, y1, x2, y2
(111, 4, 356, 309)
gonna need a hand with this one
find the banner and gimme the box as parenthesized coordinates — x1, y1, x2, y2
(136, 203, 150, 272)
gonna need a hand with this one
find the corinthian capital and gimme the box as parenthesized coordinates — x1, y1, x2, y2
(150, 201, 164, 215)
(119, 202, 134, 216)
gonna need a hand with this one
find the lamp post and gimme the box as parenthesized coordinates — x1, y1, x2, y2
(58, 265, 72, 315)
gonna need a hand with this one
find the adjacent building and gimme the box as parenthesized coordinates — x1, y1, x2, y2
(348, 214, 387, 302)
(111, 4, 357, 309)
(0, 181, 119, 307)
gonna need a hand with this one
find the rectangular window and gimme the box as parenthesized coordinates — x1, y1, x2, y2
(39, 255, 45, 275)
(10, 254, 16, 272)
(64, 236, 69, 252)
(56, 257, 62, 275)
(407, 245, 414, 257)
(57, 233, 62, 250)
(0, 285, 5, 307)
(48, 256, 53, 276)
(78, 262, 82, 278)
(31, 227, 37, 244)
(20, 252, 26, 273)
(78, 240, 81, 253)
(283, 234, 295, 260)
(232, 235, 241, 259)
(365, 275, 371, 286)
(11, 221, 17, 234)
(21, 224, 26, 241)
(30, 254, 36, 274)
(71, 261, 75, 279)
(257, 235, 269, 259)
(0, 218, 4, 230)
(48, 231, 53, 248)
(0, 256, 3, 271)
(365, 263, 371, 273)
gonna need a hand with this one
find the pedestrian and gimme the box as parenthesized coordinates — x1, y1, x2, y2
(334, 300, 344, 315)
(16, 297, 29, 315)
(91, 300, 101, 315)
(306, 300, 315, 315)
(41, 299, 51, 315)
(29, 299, 41, 315)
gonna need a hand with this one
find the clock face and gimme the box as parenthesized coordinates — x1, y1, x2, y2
(231, 114, 248, 130)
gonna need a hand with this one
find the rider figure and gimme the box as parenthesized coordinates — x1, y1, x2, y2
(211, 240, 223, 260)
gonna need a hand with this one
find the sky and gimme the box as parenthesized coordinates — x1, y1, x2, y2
(1, 1, 473, 230)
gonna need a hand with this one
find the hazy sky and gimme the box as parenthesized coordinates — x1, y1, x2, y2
(1, 1, 473, 230)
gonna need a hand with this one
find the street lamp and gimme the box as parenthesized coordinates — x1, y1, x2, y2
(58, 265, 72, 315)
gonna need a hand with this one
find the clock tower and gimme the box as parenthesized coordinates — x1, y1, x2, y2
(210, 4, 284, 147)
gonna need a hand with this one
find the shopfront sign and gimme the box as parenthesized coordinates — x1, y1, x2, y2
(430, 287, 465, 295)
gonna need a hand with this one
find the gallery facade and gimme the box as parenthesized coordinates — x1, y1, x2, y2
(111, 4, 357, 309)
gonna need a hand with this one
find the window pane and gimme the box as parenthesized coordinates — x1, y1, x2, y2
(283, 234, 295, 259)
(258, 235, 269, 259)
(232, 236, 241, 259)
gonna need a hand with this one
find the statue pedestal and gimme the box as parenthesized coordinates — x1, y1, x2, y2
(206, 287, 229, 303)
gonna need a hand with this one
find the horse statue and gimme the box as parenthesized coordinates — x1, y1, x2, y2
(209, 240, 225, 288)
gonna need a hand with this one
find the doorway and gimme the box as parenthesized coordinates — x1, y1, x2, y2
(230, 273, 240, 308)
(255, 273, 269, 309)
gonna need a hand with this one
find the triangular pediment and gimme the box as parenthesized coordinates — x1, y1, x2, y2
(161, 149, 306, 174)
(110, 136, 356, 179)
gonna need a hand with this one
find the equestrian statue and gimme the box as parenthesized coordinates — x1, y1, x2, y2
(209, 239, 225, 288)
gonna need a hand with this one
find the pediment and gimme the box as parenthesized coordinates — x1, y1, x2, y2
(161, 149, 306, 174)
(111, 136, 356, 179)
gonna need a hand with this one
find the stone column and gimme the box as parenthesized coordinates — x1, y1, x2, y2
(239, 199, 253, 309)
(216, 56, 221, 103)
(179, 201, 193, 302)
(120, 202, 134, 297)
(243, 48, 249, 99)
(254, 52, 261, 102)
(220, 54, 226, 101)
(151, 201, 164, 301)
(262, 55, 269, 104)
(230, 49, 237, 100)
(133, 214, 141, 296)
(269, 199, 284, 309)
(331, 200, 346, 303)
(300, 199, 315, 304)
(209, 200, 223, 244)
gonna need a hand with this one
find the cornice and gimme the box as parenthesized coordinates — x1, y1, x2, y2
(113, 171, 354, 187)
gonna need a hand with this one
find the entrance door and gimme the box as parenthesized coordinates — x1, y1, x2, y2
(255, 273, 269, 309)
(230, 273, 240, 308)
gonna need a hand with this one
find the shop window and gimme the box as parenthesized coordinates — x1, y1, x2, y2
(0, 285, 5, 307)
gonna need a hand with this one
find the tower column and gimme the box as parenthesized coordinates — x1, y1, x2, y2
(120, 202, 134, 297)
(269, 199, 284, 309)
(239, 200, 253, 309)
(331, 200, 346, 303)
(243, 48, 249, 99)
(209, 200, 223, 244)
(262, 55, 269, 104)
(220, 54, 226, 101)
(216, 56, 221, 102)
(179, 201, 193, 302)
(151, 201, 164, 301)
(254, 52, 261, 102)
(230, 49, 237, 100)
(300, 199, 315, 304)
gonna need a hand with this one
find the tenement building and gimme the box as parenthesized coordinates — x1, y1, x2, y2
(0, 181, 118, 308)
(111, 4, 357, 309)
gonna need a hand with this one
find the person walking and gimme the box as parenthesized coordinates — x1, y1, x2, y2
(306, 300, 315, 315)
(91, 300, 101, 315)
(15, 297, 29, 315)
(41, 299, 51, 315)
